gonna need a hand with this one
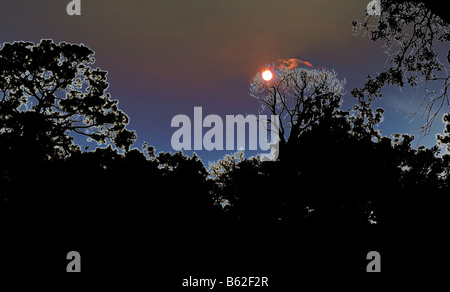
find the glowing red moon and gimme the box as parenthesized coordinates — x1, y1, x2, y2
(262, 70, 273, 81)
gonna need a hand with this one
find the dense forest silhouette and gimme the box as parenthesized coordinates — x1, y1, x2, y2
(0, 32, 447, 280)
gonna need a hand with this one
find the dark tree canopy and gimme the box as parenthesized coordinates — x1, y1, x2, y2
(0, 39, 136, 159)
(250, 66, 346, 157)
(209, 63, 448, 230)
(1, 39, 447, 276)
(353, 0, 450, 134)
(395, 0, 450, 25)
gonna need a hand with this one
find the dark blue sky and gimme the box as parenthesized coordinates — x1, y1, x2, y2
(1, 0, 448, 163)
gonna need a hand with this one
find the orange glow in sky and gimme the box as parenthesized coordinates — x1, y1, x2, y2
(262, 70, 273, 81)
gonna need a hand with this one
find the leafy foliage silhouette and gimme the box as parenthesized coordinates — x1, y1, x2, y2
(0, 40, 447, 275)
(353, 0, 450, 134)
(0, 40, 136, 157)
(250, 66, 346, 158)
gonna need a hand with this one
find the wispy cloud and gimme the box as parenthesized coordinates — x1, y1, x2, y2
(277, 58, 313, 69)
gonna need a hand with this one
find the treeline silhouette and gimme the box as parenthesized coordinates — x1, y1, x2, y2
(0, 40, 447, 278)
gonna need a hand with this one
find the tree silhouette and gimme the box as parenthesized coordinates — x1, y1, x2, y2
(0, 40, 138, 229)
(352, 0, 450, 134)
(211, 63, 448, 232)
(437, 113, 450, 150)
(393, 0, 450, 25)
(0, 40, 136, 158)
(1, 39, 447, 275)
(250, 66, 346, 158)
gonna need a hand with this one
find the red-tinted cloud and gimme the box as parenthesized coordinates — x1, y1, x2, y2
(277, 58, 313, 69)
